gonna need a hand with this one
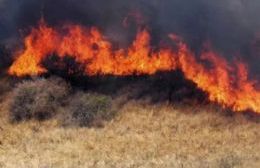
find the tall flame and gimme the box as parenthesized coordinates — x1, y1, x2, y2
(8, 21, 260, 113)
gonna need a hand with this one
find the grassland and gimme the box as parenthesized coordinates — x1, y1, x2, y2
(0, 77, 259, 168)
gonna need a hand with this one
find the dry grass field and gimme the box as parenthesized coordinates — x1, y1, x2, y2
(0, 77, 259, 168)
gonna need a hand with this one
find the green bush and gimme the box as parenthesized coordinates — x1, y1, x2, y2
(63, 92, 114, 127)
(9, 77, 70, 122)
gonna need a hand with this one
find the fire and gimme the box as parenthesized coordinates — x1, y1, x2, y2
(8, 21, 260, 113)
(8, 20, 178, 76)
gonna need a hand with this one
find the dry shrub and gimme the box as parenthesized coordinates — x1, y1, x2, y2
(0, 77, 15, 100)
(63, 92, 114, 127)
(217, 154, 241, 168)
(9, 77, 70, 122)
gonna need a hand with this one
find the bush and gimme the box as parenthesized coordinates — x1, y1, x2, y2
(63, 92, 114, 127)
(217, 154, 241, 168)
(0, 77, 14, 99)
(9, 77, 70, 122)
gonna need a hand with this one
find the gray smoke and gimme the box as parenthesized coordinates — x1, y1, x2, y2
(0, 0, 259, 76)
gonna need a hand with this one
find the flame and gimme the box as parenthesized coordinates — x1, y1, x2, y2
(8, 21, 260, 113)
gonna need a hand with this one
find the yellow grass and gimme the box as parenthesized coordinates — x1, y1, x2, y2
(0, 97, 259, 167)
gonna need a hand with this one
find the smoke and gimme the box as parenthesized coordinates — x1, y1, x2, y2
(0, 0, 260, 75)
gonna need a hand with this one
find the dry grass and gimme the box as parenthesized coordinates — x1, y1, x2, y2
(0, 93, 259, 168)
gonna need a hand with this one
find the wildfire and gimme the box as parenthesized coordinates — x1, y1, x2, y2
(8, 21, 260, 113)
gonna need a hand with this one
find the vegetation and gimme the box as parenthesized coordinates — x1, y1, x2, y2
(0, 76, 259, 167)
(9, 77, 70, 122)
(63, 91, 114, 127)
(8, 77, 115, 126)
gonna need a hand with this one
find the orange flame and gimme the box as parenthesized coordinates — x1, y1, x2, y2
(8, 21, 260, 113)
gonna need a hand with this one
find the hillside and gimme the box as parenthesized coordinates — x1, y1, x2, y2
(0, 80, 259, 168)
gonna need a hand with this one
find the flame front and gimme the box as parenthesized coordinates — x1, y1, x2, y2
(8, 21, 260, 113)
(9, 22, 177, 76)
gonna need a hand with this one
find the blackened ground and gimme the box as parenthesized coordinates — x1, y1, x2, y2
(43, 54, 208, 104)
